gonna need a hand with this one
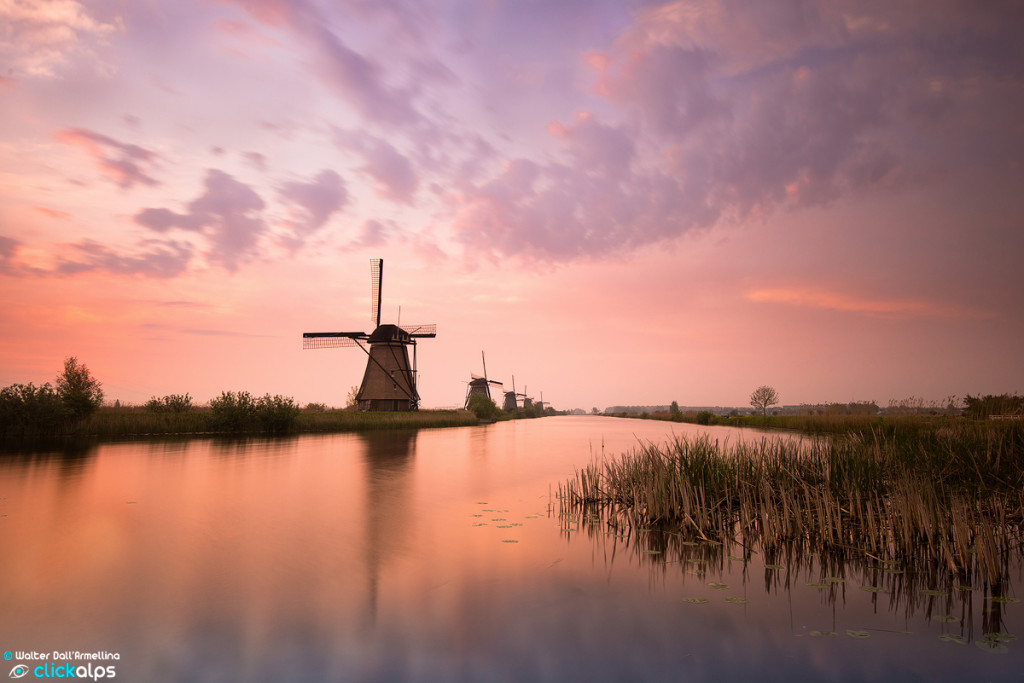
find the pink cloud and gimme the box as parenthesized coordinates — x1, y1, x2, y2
(278, 169, 348, 239)
(55, 128, 160, 189)
(55, 240, 192, 278)
(135, 169, 266, 271)
(745, 287, 988, 319)
(335, 130, 419, 203)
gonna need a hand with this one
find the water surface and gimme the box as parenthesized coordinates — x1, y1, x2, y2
(0, 416, 1020, 681)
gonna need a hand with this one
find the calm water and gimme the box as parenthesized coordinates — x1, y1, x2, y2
(0, 416, 1020, 681)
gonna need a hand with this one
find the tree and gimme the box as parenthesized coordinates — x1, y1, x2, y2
(345, 385, 360, 410)
(467, 392, 499, 420)
(670, 400, 680, 416)
(750, 385, 779, 416)
(56, 357, 103, 422)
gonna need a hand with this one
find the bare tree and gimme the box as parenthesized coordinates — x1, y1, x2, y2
(750, 385, 779, 416)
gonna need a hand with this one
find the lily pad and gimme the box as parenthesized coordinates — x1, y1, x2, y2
(765, 564, 785, 570)
(809, 630, 837, 637)
(987, 596, 1021, 604)
(501, 539, 519, 544)
(846, 630, 871, 639)
(708, 583, 729, 590)
(823, 577, 845, 584)
(938, 634, 966, 644)
(728, 556, 744, 562)
(724, 596, 748, 604)
(681, 541, 700, 546)
(860, 586, 886, 593)
(807, 582, 829, 589)
(642, 550, 662, 555)
(983, 632, 1017, 643)
(955, 585, 973, 592)
(921, 590, 949, 597)
(975, 639, 1009, 654)
(683, 597, 709, 604)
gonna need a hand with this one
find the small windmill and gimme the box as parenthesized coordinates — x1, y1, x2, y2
(303, 259, 436, 411)
(502, 375, 519, 412)
(464, 351, 502, 409)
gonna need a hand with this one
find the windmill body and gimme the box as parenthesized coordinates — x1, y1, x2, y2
(464, 351, 502, 409)
(303, 260, 436, 411)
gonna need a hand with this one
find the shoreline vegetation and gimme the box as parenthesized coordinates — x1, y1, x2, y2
(0, 358, 556, 443)
(559, 415, 1024, 584)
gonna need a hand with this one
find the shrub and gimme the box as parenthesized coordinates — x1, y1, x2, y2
(146, 393, 193, 413)
(210, 391, 300, 432)
(256, 394, 300, 432)
(0, 383, 67, 436)
(696, 410, 714, 425)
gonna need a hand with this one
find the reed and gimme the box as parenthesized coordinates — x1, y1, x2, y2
(559, 420, 1024, 583)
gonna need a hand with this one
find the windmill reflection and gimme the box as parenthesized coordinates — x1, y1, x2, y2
(357, 430, 417, 627)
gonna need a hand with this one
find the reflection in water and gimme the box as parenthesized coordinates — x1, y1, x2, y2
(357, 430, 416, 626)
(558, 505, 1023, 651)
(0, 417, 1022, 681)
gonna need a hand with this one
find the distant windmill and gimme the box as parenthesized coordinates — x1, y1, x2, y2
(502, 375, 519, 412)
(303, 259, 436, 411)
(464, 351, 503, 409)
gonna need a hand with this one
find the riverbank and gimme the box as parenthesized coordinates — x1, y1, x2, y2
(2, 405, 480, 442)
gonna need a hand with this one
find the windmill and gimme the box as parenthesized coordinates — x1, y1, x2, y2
(502, 375, 519, 412)
(303, 259, 436, 411)
(464, 351, 503, 409)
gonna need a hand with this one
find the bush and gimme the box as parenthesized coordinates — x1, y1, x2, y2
(0, 383, 67, 436)
(146, 393, 193, 413)
(467, 393, 499, 420)
(696, 410, 714, 425)
(210, 391, 300, 433)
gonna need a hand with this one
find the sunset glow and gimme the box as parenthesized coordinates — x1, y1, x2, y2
(1, 0, 1021, 410)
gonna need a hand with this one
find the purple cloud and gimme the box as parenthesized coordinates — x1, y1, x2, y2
(278, 169, 348, 238)
(226, 0, 422, 127)
(335, 130, 418, 203)
(56, 128, 160, 189)
(135, 169, 266, 271)
(0, 235, 19, 274)
(55, 239, 193, 278)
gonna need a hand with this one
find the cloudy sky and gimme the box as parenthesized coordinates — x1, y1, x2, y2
(1, 0, 1021, 411)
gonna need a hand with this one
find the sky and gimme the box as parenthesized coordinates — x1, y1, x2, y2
(1, 0, 1022, 412)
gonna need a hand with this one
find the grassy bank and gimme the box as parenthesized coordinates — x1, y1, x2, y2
(559, 418, 1024, 582)
(7, 406, 479, 440)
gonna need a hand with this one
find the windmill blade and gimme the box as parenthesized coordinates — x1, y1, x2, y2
(302, 332, 366, 349)
(370, 258, 382, 328)
(401, 323, 436, 337)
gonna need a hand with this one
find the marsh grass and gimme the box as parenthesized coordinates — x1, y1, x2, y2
(559, 420, 1024, 584)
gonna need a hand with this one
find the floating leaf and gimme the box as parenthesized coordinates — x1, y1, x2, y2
(765, 564, 785, 571)
(681, 541, 700, 547)
(708, 583, 729, 590)
(471, 514, 483, 517)
(728, 556, 744, 562)
(955, 585, 974, 592)
(687, 569, 706, 576)
(846, 630, 871, 639)
(983, 632, 1018, 643)
(936, 615, 959, 623)
(861, 586, 886, 593)
(687, 559, 705, 565)
(809, 630, 837, 637)
(492, 518, 507, 521)
(824, 577, 845, 584)
(472, 522, 488, 526)
(987, 596, 1021, 604)
(975, 639, 1009, 654)
(938, 634, 966, 644)
(921, 590, 949, 597)
(807, 582, 829, 589)
(724, 596, 748, 604)
(496, 525, 512, 528)
(501, 539, 519, 544)
(643, 550, 662, 555)
(683, 597, 709, 604)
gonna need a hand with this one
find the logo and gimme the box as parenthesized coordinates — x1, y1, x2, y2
(8, 665, 29, 679)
